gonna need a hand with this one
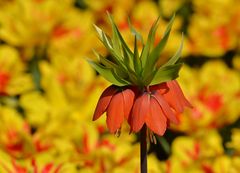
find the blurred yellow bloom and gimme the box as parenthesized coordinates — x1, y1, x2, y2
(0, 0, 76, 59)
(233, 55, 240, 70)
(48, 9, 96, 59)
(0, 45, 33, 96)
(0, 0, 239, 172)
(159, 0, 186, 17)
(173, 61, 240, 133)
(227, 129, 240, 154)
(163, 130, 224, 173)
(0, 106, 33, 158)
(20, 91, 50, 126)
(187, 0, 240, 56)
(40, 55, 95, 103)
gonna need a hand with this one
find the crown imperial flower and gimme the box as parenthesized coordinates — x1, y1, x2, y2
(88, 13, 192, 136)
(93, 85, 135, 133)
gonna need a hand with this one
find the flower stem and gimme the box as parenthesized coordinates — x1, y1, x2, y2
(140, 124, 147, 173)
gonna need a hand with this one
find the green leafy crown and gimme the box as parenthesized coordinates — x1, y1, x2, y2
(87, 13, 183, 88)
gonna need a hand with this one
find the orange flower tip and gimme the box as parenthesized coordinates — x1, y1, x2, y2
(167, 80, 193, 110)
(186, 101, 194, 109)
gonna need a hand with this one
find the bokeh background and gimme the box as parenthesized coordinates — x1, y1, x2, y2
(0, 0, 240, 172)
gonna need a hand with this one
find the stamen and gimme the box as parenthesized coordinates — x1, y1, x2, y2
(115, 128, 121, 137)
(152, 135, 157, 144)
(149, 130, 157, 144)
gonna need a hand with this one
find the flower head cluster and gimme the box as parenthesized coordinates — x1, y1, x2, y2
(94, 80, 192, 136)
(89, 14, 192, 136)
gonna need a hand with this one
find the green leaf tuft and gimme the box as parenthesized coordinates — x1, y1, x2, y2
(142, 14, 175, 78)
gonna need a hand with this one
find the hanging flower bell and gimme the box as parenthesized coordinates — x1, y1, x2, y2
(88, 13, 192, 136)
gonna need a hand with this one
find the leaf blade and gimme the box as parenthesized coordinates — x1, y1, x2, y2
(87, 59, 128, 86)
(150, 63, 182, 85)
(162, 33, 184, 67)
(141, 17, 161, 67)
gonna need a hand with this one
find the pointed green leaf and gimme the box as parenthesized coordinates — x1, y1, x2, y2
(107, 13, 122, 54)
(107, 15, 122, 56)
(93, 24, 113, 48)
(99, 30, 131, 76)
(101, 32, 125, 66)
(101, 31, 114, 52)
(107, 13, 133, 56)
(149, 63, 182, 85)
(93, 24, 104, 40)
(122, 44, 134, 71)
(93, 50, 116, 68)
(128, 17, 143, 43)
(93, 50, 129, 80)
(121, 44, 140, 85)
(162, 33, 184, 67)
(141, 17, 160, 67)
(143, 14, 175, 78)
(133, 36, 142, 75)
(87, 59, 127, 86)
(116, 28, 133, 55)
(112, 69, 131, 84)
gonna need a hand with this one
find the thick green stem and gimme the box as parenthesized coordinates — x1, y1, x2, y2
(140, 124, 147, 173)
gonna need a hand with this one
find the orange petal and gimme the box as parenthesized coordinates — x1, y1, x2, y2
(106, 92, 125, 133)
(130, 93, 150, 133)
(146, 97, 167, 136)
(169, 80, 193, 108)
(161, 81, 184, 114)
(93, 85, 118, 121)
(153, 92, 179, 124)
(121, 88, 135, 120)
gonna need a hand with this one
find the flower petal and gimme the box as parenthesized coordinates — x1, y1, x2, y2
(106, 92, 125, 133)
(168, 80, 193, 108)
(93, 85, 118, 121)
(158, 81, 184, 114)
(121, 88, 135, 120)
(130, 93, 150, 132)
(146, 97, 167, 136)
(153, 92, 179, 124)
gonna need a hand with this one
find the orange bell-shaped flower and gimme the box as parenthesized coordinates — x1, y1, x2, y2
(93, 85, 135, 133)
(129, 88, 184, 136)
(151, 80, 193, 114)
